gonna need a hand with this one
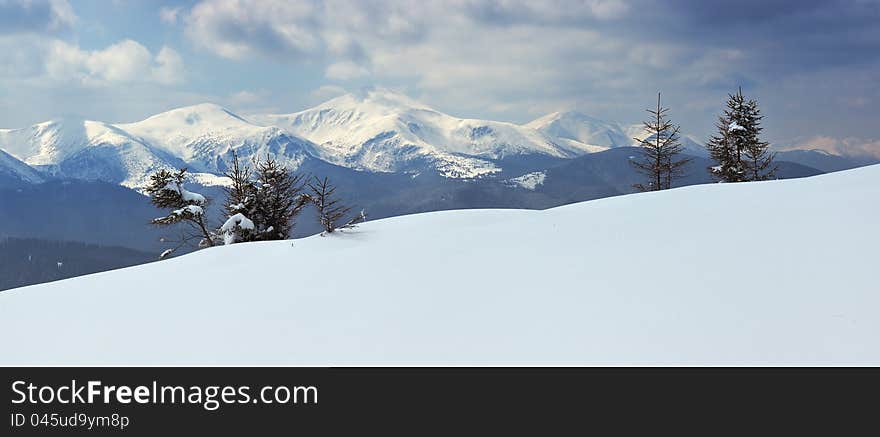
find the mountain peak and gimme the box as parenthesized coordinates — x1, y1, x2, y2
(319, 87, 434, 113)
(527, 110, 631, 149)
(129, 103, 248, 127)
(526, 110, 611, 128)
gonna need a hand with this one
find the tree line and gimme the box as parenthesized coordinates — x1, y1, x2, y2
(631, 87, 777, 191)
(145, 152, 364, 258)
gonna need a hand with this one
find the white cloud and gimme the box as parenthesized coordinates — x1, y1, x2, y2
(310, 84, 346, 101)
(325, 61, 369, 80)
(227, 90, 262, 105)
(184, 0, 324, 60)
(153, 46, 185, 84)
(159, 6, 182, 24)
(177, 0, 644, 118)
(44, 39, 185, 86)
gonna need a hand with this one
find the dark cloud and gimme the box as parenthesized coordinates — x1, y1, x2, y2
(640, 0, 880, 71)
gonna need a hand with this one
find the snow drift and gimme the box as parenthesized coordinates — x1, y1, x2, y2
(1, 165, 878, 365)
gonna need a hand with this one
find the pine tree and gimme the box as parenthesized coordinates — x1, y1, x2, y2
(220, 151, 258, 244)
(250, 156, 308, 240)
(307, 176, 365, 233)
(144, 168, 215, 256)
(707, 88, 776, 182)
(631, 93, 692, 191)
(741, 98, 778, 181)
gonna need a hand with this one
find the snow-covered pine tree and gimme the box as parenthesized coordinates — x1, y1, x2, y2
(250, 156, 308, 240)
(631, 93, 691, 191)
(220, 151, 258, 244)
(741, 98, 778, 181)
(707, 88, 775, 182)
(144, 168, 215, 256)
(307, 176, 366, 233)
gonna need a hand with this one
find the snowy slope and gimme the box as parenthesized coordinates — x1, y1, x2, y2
(1, 165, 878, 365)
(0, 148, 44, 184)
(252, 88, 589, 178)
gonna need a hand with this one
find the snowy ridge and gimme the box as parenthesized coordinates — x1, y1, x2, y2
(117, 103, 317, 175)
(0, 148, 44, 184)
(0, 119, 185, 187)
(526, 111, 630, 150)
(526, 111, 707, 156)
(0, 105, 318, 188)
(2, 164, 878, 364)
(252, 88, 589, 178)
(0, 90, 716, 188)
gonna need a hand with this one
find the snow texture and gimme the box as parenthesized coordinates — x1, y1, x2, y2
(504, 171, 547, 190)
(172, 205, 204, 216)
(221, 213, 256, 245)
(729, 121, 746, 132)
(221, 213, 255, 232)
(163, 183, 206, 204)
(1, 165, 878, 365)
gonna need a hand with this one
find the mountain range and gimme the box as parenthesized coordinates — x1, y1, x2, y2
(1, 87, 872, 190)
(0, 87, 875, 257)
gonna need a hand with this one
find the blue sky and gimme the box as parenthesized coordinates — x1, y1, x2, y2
(1, 0, 878, 154)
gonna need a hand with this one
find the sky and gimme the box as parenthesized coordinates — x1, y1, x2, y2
(0, 0, 878, 154)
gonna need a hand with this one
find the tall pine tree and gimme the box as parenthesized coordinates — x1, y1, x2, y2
(707, 88, 776, 182)
(631, 93, 691, 191)
(741, 98, 777, 181)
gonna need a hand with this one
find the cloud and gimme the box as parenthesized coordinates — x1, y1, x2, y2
(159, 6, 182, 24)
(784, 136, 880, 160)
(227, 90, 262, 105)
(43, 39, 185, 86)
(180, 0, 630, 65)
(184, 0, 324, 60)
(152, 46, 186, 85)
(309, 84, 346, 101)
(325, 60, 369, 80)
(0, 0, 76, 34)
(5, 0, 880, 143)
(178, 0, 643, 118)
(164, 0, 873, 144)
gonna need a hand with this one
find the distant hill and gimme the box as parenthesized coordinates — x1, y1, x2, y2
(0, 238, 154, 291)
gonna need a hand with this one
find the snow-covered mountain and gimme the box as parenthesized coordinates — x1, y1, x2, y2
(2, 164, 878, 364)
(251, 88, 591, 178)
(527, 110, 707, 156)
(0, 105, 318, 188)
(117, 103, 317, 176)
(525, 111, 631, 151)
(0, 119, 185, 187)
(0, 147, 44, 185)
(0, 90, 855, 190)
